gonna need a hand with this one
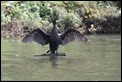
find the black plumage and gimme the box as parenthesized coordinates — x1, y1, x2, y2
(22, 20, 88, 55)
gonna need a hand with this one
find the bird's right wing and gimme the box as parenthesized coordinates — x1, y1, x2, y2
(60, 28, 88, 45)
(22, 28, 49, 46)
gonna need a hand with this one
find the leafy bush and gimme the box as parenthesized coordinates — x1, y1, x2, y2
(1, 1, 121, 38)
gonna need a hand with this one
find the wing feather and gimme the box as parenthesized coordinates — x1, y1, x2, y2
(22, 28, 49, 46)
(60, 28, 88, 45)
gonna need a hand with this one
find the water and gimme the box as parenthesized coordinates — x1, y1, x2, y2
(1, 35, 121, 81)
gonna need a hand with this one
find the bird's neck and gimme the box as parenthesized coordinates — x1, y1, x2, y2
(51, 22, 58, 35)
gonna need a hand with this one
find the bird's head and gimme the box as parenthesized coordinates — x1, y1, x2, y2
(52, 19, 63, 25)
(52, 20, 57, 25)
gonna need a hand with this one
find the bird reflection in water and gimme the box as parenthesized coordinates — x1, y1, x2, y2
(49, 55, 58, 67)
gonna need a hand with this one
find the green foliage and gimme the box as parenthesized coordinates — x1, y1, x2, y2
(39, 2, 51, 20)
(1, 1, 119, 26)
(1, 1, 121, 38)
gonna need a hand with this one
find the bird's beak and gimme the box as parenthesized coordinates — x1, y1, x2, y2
(56, 19, 63, 23)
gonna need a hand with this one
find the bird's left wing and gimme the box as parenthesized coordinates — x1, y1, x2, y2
(22, 28, 49, 46)
(60, 28, 88, 45)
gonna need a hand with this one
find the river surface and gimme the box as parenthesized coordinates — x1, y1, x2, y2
(1, 35, 121, 81)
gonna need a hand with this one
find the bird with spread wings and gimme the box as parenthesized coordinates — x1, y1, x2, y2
(22, 20, 88, 56)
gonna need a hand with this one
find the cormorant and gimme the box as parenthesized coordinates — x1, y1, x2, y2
(22, 20, 88, 55)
